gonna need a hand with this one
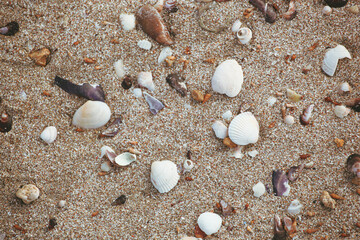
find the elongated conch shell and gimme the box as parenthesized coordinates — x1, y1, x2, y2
(119, 14, 136, 31)
(212, 120, 228, 139)
(16, 184, 40, 204)
(300, 104, 314, 125)
(211, 59, 244, 97)
(136, 4, 174, 46)
(72, 101, 111, 129)
(114, 152, 136, 166)
(150, 160, 180, 193)
(228, 112, 259, 146)
(138, 72, 155, 91)
(287, 199, 302, 215)
(322, 45, 351, 76)
(197, 212, 222, 235)
(334, 105, 350, 118)
(236, 27, 252, 44)
(143, 92, 165, 115)
(231, 20, 242, 33)
(137, 40, 152, 50)
(40, 126, 57, 144)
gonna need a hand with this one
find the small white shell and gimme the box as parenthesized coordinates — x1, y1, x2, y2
(197, 212, 222, 235)
(158, 47, 173, 64)
(119, 14, 136, 31)
(72, 101, 111, 129)
(16, 184, 40, 204)
(211, 120, 228, 139)
(338, 82, 352, 94)
(100, 145, 115, 158)
(114, 152, 136, 166)
(151, 160, 180, 193)
(40, 126, 57, 144)
(247, 150, 259, 158)
(231, 19, 242, 33)
(230, 146, 244, 159)
(228, 112, 259, 146)
(114, 59, 125, 78)
(334, 105, 351, 118)
(284, 115, 295, 125)
(137, 40, 152, 50)
(252, 182, 266, 198)
(138, 72, 155, 91)
(183, 160, 194, 172)
(236, 27, 252, 44)
(322, 6, 332, 15)
(322, 45, 352, 76)
(222, 110, 233, 121)
(211, 59, 244, 97)
(101, 162, 112, 172)
(133, 88, 143, 98)
(58, 200, 66, 208)
(287, 199, 303, 215)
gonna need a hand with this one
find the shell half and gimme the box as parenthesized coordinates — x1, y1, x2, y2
(322, 45, 351, 76)
(114, 152, 136, 166)
(197, 212, 222, 235)
(40, 126, 57, 144)
(228, 112, 259, 145)
(72, 101, 111, 129)
(151, 160, 179, 193)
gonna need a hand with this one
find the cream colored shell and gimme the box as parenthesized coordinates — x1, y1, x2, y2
(322, 45, 351, 76)
(40, 126, 57, 144)
(151, 160, 179, 193)
(236, 27, 252, 44)
(197, 212, 222, 235)
(72, 101, 111, 129)
(228, 112, 259, 146)
(16, 184, 40, 204)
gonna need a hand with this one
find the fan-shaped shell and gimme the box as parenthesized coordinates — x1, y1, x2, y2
(228, 112, 259, 145)
(72, 101, 111, 129)
(322, 45, 351, 76)
(151, 160, 179, 193)
(40, 126, 57, 144)
(197, 212, 222, 235)
(211, 59, 243, 97)
(236, 27, 252, 44)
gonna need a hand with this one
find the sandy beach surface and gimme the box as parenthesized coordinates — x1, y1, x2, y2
(1, 0, 359, 239)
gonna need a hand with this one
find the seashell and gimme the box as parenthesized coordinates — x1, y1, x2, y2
(191, 90, 204, 102)
(338, 82, 351, 94)
(150, 160, 180, 193)
(143, 92, 165, 115)
(287, 199, 303, 215)
(28, 48, 51, 66)
(58, 200, 66, 208)
(287, 164, 304, 182)
(236, 27, 252, 44)
(164, 0, 178, 13)
(158, 47, 173, 64)
(183, 160, 194, 173)
(154, 0, 164, 12)
(119, 14, 136, 31)
(267, 96, 277, 106)
(228, 112, 259, 146)
(272, 170, 291, 196)
(286, 89, 303, 102)
(273, 215, 287, 240)
(136, 4, 174, 45)
(114, 152, 136, 166)
(346, 154, 360, 178)
(300, 104, 314, 125)
(325, 0, 348, 8)
(347, 5, 359, 14)
(100, 145, 115, 159)
(0, 21, 19, 36)
(16, 184, 40, 204)
(322, 6, 332, 15)
(219, 200, 235, 217)
(138, 72, 155, 91)
(283, 0, 297, 20)
(0, 111, 12, 133)
(101, 161, 111, 172)
(211, 59, 243, 97)
(137, 40, 152, 50)
(284, 115, 295, 125)
(180, 236, 198, 240)
(121, 76, 133, 90)
(322, 45, 351, 76)
(320, 191, 336, 209)
(54, 76, 105, 102)
(222, 110, 232, 121)
(197, 212, 222, 235)
(283, 216, 297, 236)
(334, 105, 351, 118)
(72, 101, 111, 129)
(231, 19, 242, 33)
(40, 126, 57, 144)
(252, 182, 266, 197)
(230, 146, 244, 159)
(249, 0, 277, 23)
(247, 150, 259, 158)
(166, 73, 187, 97)
(133, 88, 143, 98)
(345, 98, 360, 112)
(114, 60, 125, 79)
(212, 120, 228, 139)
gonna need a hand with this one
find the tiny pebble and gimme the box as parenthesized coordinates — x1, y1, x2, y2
(133, 88, 142, 98)
(322, 6, 332, 15)
(247, 150, 259, 158)
(267, 96, 277, 106)
(58, 200, 66, 208)
(284, 115, 295, 125)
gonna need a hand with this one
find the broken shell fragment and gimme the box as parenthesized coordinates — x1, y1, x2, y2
(100, 146, 115, 159)
(252, 182, 266, 198)
(114, 60, 125, 79)
(273, 215, 287, 240)
(228, 112, 259, 146)
(222, 110, 233, 121)
(249, 0, 277, 23)
(158, 47, 173, 64)
(345, 98, 360, 112)
(322, 6, 332, 15)
(111, 195, 127, 206)
(72, 101, 111, 129)
(137, 39, 152, 50)
(119, 14, 136, 31)
(138, 72, 155, 91)
(191, 90, 204, 102)
(322, 45, 351, 76)
(325, 0, 348, 8)
(164, 0, 178, 13)
(16, 184, 40, 204)
(334, 105, 351, 118)
(320, 191, 336, 209)
(136, 4, 174, 45)
(166, 73, 187, 97)
(183, 160, 194, 173)
(287, 164, 304, 182)
(40, 126, 57, 144)
(143, 92, 165, 115)
(151, 160, 180, 193)
(114, 152, 136, 166)
(287, 199, 303, 215)
(212, 120, 228, 139)
(272, 170, 290, 196)
(347, 5, 359, 14)
(338, 82, 351, 94)
(0, 21, 19, 36)
(236, 27, 252, 44)
(346, 154, 360, 178)
(219, 200, 235, 217)
(300, 104, 314, 125)
(283, 0, 297, 20)
(28, 48, 51, 66)
(0, 111, 12, 133)
(197, 212, 222, 236)
(211, 59, 243, 97)
(286, 89, 303, 102)
(231, 19, 242, 33)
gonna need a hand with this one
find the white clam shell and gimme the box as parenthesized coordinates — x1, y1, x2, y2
(158, 47, 173, 64)
(72, 101, 111, 129)
(137, 39, 152, 50)
(334, 105, 351, 118)
(119, 14, 136, 31)
(322, 45, 351, 76)
(284, 115, 295, 125)
(228, 112, 259, 146)
(197, 212, 222, 235)
(114, 59, 125, 78)
(151, 160, 180, 193)
(231, 19, 242, 33)
(138, 72, 155, 91)
(252, 182, 266, 198)
(40, 126, 57, 144)
(114, 152, 136, 166)
(236, 27, 252, 44)
(211, 59, 243, 97)
(16, 184, 40, 204)
(211, 120, 228, 139)
(287, 199, 303, 215)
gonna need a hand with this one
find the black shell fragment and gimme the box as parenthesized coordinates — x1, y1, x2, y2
(48, 218, 57, 231)
(111, 195, 127, 206)
(272, 170, 290, 196)
(0, 21, 19, 36)
(166, 73, 187, 97)
(0, 111, 12, 133)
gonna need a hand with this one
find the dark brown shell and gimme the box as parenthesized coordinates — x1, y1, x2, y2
(249, 0, 277, 23)
(346, 154, 360, 173)
(136, 5, 174, 46)
(0, 111, 12, 133)
(325, 0, 348, 8)
(166, 73, 187, 97)
(345, 98, 360, 112)
(121, 76, 133, 90)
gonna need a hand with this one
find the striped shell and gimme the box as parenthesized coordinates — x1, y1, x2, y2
(228, 112, 259, 145)
(72, 101, 111, 129)
(151, 160, 179, 193)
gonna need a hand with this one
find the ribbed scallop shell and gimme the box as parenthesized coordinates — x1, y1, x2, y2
(322, 45, 351, 76)
(228, 112, 259, 145)
(72, 101, 111, 129)
(197, 212, 222, 235)
(211, 59, 243, 97)
(151, 160, 179, 193)
(40, 126, 57, 144)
